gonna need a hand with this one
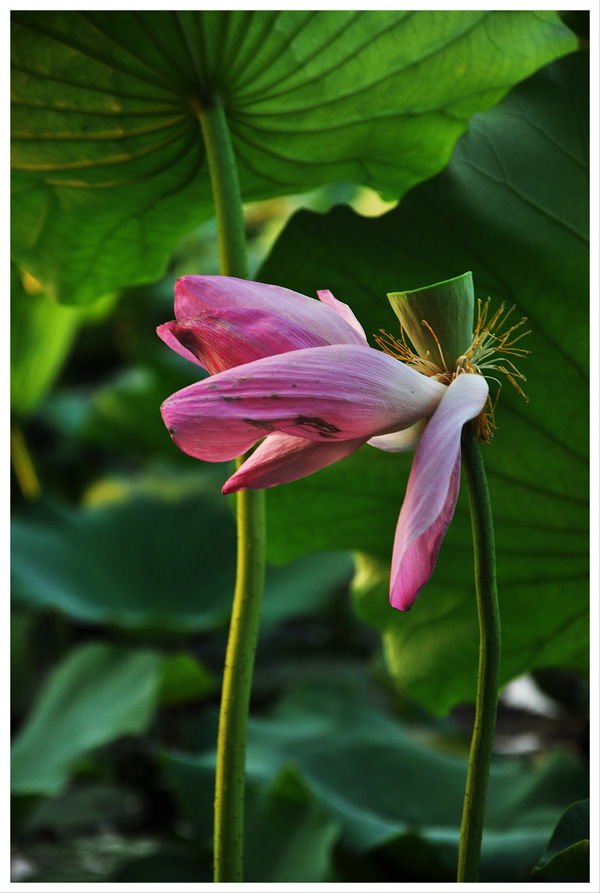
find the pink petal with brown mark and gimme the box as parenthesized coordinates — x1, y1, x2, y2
(160, 344, 445, 463)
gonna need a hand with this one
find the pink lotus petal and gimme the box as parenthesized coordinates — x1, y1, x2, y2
(223, 432, 368, 493)
(368, 420, 427, 453)
(160, 344, 446, 463)
(317, 289, 367, 341)
(390, 373, 489, 611)
(159, 308, 336, 375)
(157, 322, 204, 367)
(173, 276, 366, 347)
(160, 400, 260, 462)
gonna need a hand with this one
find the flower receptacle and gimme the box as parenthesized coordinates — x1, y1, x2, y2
(388, 271, 474, 370)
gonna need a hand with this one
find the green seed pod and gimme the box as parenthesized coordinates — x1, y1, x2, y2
(387, 271, 474, 370)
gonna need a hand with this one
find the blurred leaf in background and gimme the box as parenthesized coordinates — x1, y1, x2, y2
(259, 49, 589, 714)
(11, 485, 353, 636)
(532, 799, 589, 881)
(10, 263, 118, 498)
(11, 266, 83, 420)
(11, 494, 238, 635)
(11, 10, 574, 304)
(11, 644, 163, 797)
(165, 678, 588, 883)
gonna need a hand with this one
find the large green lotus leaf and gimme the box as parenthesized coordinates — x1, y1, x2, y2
(11, 643, 162, 796)
(11, 495, 237, 635)
(11, 10, 575, 305)
(11, 493, 352, 635)
(258, 51, 589, 713)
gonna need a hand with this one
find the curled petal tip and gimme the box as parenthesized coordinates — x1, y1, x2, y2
(317, 288, 368, 341)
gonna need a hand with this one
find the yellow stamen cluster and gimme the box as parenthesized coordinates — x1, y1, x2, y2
(455, 298, 531, 401)
(375, 297, 530, 443)
(374, 328, 453, 384)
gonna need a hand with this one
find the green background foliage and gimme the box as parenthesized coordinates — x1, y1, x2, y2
(165, 679, 588, 882)
(11, 9, 587, 885)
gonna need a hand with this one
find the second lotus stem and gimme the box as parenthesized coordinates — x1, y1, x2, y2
(457, 424, 501, 882)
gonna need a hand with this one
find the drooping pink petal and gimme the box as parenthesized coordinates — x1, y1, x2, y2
(160, 344, 446, 463)
(173, 276, 367, 347)
(368, 420, 427, 453)
(222, 432, 368, 493)
(317, 289, 367, 340)
(159, 307, 338, 376)
(390, 373, 489, 611)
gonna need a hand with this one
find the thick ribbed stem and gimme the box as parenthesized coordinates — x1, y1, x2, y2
(197, 98, 266, 884)
(457, 426, 501, 882)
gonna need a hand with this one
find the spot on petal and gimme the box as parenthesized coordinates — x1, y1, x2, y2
(242, 418, 275, 431)
(295, 415, 341, 435)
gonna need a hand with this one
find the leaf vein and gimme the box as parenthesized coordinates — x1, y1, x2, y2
(12, 122, 191, 176)
(13, 14, 177, 94)
(239, 10, 488, 111)
(460, 156, 588, 244)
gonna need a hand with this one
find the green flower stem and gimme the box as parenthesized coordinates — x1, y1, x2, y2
(213, 481, 266, 882)
(197, 98, 267, 883)
(457, 425, 501, 883)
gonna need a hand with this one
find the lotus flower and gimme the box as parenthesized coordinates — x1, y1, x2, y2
(159, 276, 489, 610)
